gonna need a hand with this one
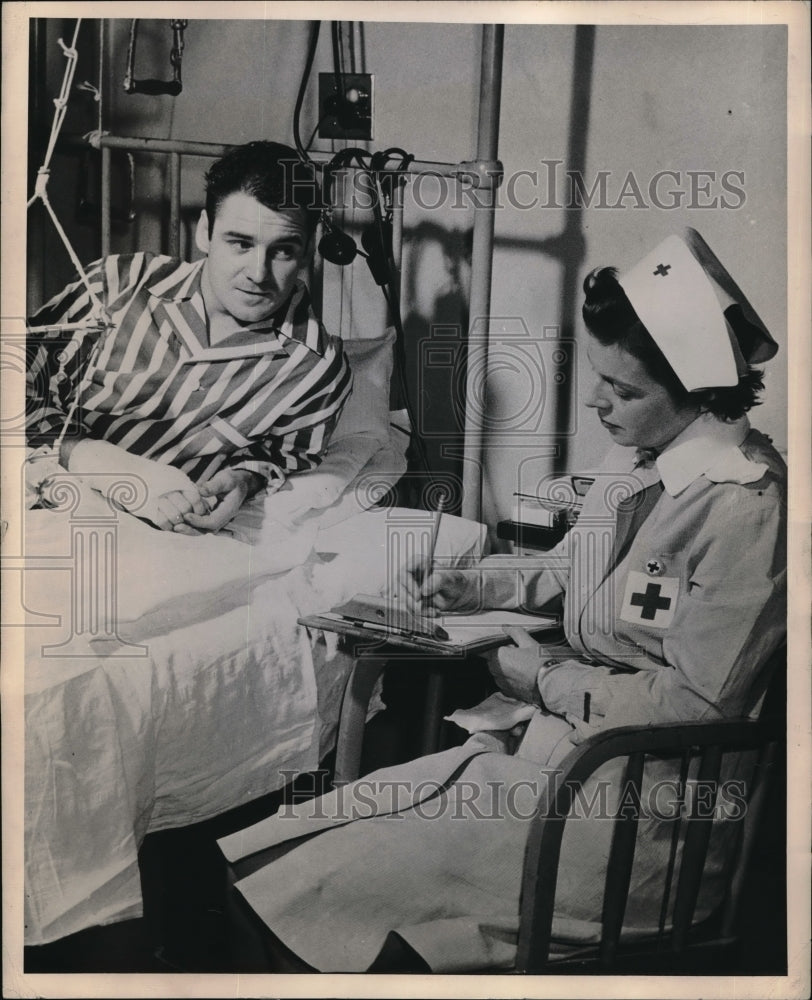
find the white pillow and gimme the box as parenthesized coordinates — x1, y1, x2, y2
(331, 327, 396, 448)
(309, 422, 410, 530)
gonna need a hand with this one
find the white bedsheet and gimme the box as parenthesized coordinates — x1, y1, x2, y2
(22, 494, 486, 946)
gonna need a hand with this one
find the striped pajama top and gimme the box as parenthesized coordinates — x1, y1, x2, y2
(26, 253, 352, 486)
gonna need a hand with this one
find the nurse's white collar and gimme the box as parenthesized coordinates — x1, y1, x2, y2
(642, 413, 767, 496)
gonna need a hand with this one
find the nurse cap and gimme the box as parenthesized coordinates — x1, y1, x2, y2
(617, 228, 778, 391)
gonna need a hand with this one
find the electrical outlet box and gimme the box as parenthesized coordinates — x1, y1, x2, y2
(318, 72, 374, 141)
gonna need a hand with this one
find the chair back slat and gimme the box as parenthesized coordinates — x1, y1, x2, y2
(656, 750, 691, 941)
(599, 751, 645, 966)
(669, 742, 724, 950)
(515, 771, 574, 973)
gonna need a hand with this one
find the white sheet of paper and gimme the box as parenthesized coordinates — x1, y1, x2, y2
(438, 610, 557, 645)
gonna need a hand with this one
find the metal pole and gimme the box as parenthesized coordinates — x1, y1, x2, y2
(462, 24, 504, 522)
(94, 134, 483, 181)
(168, 151, 181, 258)
(98, 135, 233, 158)
(101, 144, 111, 257)
(27, 19, 48, 309)
(392, 177, 405, 273)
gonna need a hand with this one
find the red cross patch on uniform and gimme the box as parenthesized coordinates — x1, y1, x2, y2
(620, 570, 679, 629)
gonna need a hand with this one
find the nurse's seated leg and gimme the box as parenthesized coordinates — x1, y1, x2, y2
(224, 845, 430, 973)
(224, 841, 316, 973)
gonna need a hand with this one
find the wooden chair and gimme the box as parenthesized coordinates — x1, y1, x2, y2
(515, 650, 786, 974)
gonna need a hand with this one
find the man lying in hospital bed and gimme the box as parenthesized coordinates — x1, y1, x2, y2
(20, 137, 489, 948)
(25, 140, 351, 536)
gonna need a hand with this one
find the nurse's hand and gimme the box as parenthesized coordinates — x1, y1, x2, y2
(491, 627, 545, 706)
(393, 554, 481, 617)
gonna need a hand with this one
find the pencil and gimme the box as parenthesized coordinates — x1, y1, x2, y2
(427, 492, 446, 583)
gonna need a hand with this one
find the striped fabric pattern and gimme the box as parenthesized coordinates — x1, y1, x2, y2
(26, 253, 352, 485)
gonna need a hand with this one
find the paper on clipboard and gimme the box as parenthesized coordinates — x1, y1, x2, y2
(437, 609, 558, 645)
(328, 594, 558, 650)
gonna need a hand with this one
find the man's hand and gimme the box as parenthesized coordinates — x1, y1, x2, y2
(149, 488, 214, 533)
(182, 468, 264, 534)
(491, 627, 547, 706)
(66, 438, 211, 532)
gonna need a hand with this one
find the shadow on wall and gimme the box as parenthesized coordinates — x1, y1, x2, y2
(395, 25, 595, 519)
(397, 223, 472, 515)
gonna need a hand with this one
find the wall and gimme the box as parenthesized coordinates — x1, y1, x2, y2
(28, 16, 787, 532)
(487, 23, 787, 530)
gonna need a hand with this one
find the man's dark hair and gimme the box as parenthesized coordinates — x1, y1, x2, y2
(204, 141, 322, 237)
(582, 266, 764, 420)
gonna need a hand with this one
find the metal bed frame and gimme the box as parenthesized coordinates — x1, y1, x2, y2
(90, 24, 505, 523)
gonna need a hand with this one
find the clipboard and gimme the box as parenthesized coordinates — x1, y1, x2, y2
(331, 593, 450, 641)
(298, 593, 560, 657)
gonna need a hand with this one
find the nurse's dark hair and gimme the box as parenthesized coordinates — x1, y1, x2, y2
(582, 267, 764, 419)
(204, 141, 322, 238)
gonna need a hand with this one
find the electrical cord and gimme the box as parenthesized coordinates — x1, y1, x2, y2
(337, 21, 346, 76)
(292, 26, 431, 482)
(331, 21, 344, 105)
(369, 172, 431, 478)
(304, 116, 330, 154)
(322, 147, 431, 478)
(293, 20, 321, 163)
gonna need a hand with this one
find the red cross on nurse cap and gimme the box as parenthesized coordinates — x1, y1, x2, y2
(617, 228, 778, 391)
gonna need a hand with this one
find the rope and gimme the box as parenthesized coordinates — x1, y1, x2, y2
(27, 18, 108, 325)
(26, 18, 113, 461)
(38, 23, 81, 175)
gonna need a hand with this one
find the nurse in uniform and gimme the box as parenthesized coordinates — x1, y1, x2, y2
(218, 228, 786, 973)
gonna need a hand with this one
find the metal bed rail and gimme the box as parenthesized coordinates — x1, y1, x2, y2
(86, 24, 504, 520)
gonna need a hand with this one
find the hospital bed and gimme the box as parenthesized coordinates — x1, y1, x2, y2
(20, 159, 496, 951)
(21, 362, 487, 946)
(18, 22, 506, 948)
